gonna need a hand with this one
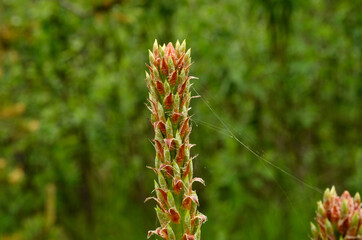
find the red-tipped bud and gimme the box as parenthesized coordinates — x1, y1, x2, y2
(176, 143, 186, 165)
(168, 208, 181, 224)
(169, 70, 178, 86)
(173, 178, 183, 194)
(161, 57, 168, 76)
(156, 80, 165, 95)
(180, 117, 190, 138)
(164, 93, 173, 109)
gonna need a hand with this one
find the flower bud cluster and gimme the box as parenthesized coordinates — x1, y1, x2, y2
(310, 186, 362, 240)
(145, 40, 206, 240)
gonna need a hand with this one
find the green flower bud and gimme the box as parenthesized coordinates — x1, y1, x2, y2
(168, 57, 175, 72)
(173, 93, 180, 112)
(325, 219, 333, 236)
(182, 105, 188, 119)
(189, 159, 193, 180)
(330, 186, 337, 197)
(184, 49, 191, 65)
(354, 192, 361, 204)
(157, 102, 165, 122)
(149, 49, 155, 65)
(153, 39, 158, 53)
(167, 191, 176, 208)
(173, 161, 181, 179)
(164, 145, 171, 163)
(164, 80, 171, 95)
(166, 118, 173, 137)
(174, 130, 182, 147)
(151, 114, 156, 123)
(149, 86, 158, 102)
(158, 173, 167, 189)
(310, 222, 319, 238)
(152, 65, 159, 79)
(155, 156, 161, 170)
(190, 199, 197, 216)
(154, 181, 163, 200)
(167, 225, 176, 240)
(145, 71, 151, 84)
(156, 206, 168, 227)
(154, 180, 159, 189)
(341, 199, 348, 217)
(159, 45, 165, 58)
(351, 212, 359, 228)
(185, 148, 190, 162)
(317, 201, 325, 216)
(184, 211, 191, 234)
(180, 40, 186, 53)
(323, 188, 330, 202)
(186, 92, 192, 108)
(155, 127, 163, 142)
(194, 227, 201, 240)
(180, 69, 186, 81)
(175, 40, 181, 52)
(183, 175, 190, 192)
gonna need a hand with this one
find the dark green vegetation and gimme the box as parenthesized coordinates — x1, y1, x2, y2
(0, 0, 361, 239)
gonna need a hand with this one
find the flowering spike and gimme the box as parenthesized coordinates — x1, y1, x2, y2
(145, 40, 205, 239)
(309, 187, 362, 239)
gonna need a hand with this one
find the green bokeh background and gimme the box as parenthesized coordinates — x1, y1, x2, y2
(0, 0, 361, 239)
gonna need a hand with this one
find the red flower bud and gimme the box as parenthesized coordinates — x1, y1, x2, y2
(164, 93, 173, 109)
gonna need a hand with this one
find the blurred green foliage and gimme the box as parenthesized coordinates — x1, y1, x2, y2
(0, 0, 361, 239)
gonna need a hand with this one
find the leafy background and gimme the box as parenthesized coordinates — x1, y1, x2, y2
(0, 0, 361, 239)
